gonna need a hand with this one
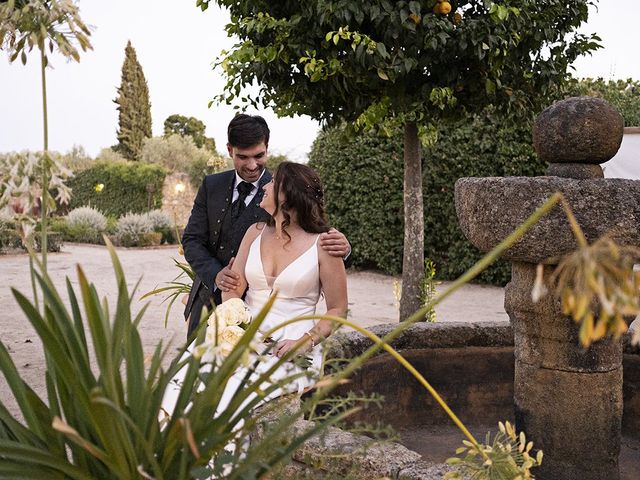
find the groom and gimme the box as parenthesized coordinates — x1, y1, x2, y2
(182, 114, 350, 337)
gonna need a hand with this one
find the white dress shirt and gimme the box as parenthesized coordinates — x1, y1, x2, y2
(232, 170, 266, 205)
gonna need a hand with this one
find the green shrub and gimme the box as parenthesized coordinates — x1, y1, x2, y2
(145, 209, 176, 243)
(116, 212, 155, 247)
(309, 110, 546, 286)
(566, 78, 640, 127)
(310, 129, 404, 275)
(140, 134, 227, 188)
(67, 160, 166, 217)
(106, 215, 118, 234)
(55, 145, 95, 173)
(64, 206, 108, 243)
(0, 218, 22, 252)
(267, 152, 290, 172)
(96, 147, 128, 164)
(48, 216, 67, 235)
(0, 219, 63, 253)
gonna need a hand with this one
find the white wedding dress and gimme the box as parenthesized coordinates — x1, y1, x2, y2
(161, 231, 323, 418)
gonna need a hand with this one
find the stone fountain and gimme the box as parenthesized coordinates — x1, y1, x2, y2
(455, 96, 640, 480)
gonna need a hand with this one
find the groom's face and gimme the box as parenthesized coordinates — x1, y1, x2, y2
(228, 142, 268, 183)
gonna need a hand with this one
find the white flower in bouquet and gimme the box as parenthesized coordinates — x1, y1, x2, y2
(194, 299, 252, 363)
(219, 342, 235, 358)
(220, 325, 245, 345)
(215, 298, 252, 327)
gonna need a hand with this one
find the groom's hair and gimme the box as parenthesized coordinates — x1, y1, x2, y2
(227, 114, 270, 148)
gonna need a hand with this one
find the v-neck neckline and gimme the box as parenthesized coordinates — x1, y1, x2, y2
(258, 231, 318, 290)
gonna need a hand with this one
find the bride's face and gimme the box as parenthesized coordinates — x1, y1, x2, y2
(260, 179, 278, 214)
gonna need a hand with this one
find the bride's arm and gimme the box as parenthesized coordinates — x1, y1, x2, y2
(221, 224, 262, 302)
(313, 246, 348, 341)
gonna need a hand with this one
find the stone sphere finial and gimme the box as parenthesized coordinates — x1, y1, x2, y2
(533, 96, 624, 166)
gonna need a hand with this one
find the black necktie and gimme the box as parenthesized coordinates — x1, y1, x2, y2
(231, 181, 253, 219)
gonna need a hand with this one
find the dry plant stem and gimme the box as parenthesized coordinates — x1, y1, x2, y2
(558, 195, 587, 248)
(40, 48, 49, 269)
(264, 192, 564, 459)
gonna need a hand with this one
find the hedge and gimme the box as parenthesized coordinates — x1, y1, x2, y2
(308, 110, 546, 286)
(67, 160, 166, 217)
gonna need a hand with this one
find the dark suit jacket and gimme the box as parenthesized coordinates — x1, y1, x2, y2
(182, 169, 272, 334)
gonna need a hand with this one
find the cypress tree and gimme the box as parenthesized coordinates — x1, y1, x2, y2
(114, 40, 152, 161)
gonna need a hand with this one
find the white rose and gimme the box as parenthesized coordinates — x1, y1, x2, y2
(220, 325, 246, 346)
(205, 313, 227, 343)
(219, 341, 235, 357)
(215, 298, 251, 326)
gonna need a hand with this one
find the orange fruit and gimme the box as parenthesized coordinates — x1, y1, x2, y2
(432, 3, 441, 14)
(440, 1, 452, 14)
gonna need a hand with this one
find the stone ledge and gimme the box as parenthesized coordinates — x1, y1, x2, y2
(326, 321, 513, 360)
(455, 176, 640, 263)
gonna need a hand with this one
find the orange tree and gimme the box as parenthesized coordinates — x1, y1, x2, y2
(199, 0, 599, 319)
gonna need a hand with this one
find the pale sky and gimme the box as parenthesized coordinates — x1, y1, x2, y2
(0, 0, 638, 161)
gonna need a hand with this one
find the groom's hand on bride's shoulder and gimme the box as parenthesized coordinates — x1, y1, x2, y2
(215, 257, 241, 292)
(319, 228, 351, 259)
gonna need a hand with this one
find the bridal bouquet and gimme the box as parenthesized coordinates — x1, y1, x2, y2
(194, 298, 252, 362)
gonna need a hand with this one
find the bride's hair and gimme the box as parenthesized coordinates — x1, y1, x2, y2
(269, 162, 330, 243)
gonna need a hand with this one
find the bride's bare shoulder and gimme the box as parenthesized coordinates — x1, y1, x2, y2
(245, 222, 267, 240)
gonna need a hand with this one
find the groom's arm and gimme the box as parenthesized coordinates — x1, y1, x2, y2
(221, 224, 261, 302)
(182, 177, 223, 292)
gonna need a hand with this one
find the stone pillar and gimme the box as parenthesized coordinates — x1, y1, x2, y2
(505, 262, 623, 480)
(455, 96, 638, 480)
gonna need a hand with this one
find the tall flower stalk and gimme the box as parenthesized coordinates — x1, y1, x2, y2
(0, 0, 92, 269)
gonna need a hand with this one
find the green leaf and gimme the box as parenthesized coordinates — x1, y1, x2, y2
(377, 68, 389, 81)
(485, 78, 496, 95)
(0, 440, 94, 480)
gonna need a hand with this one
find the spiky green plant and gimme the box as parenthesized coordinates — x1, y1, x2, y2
(0, 240, 355, 479)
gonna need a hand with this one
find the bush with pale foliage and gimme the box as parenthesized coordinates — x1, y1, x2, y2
(65, 206, 108, 243)
(116, 212, 154, 246)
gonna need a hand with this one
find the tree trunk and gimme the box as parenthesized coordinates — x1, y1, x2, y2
(399, 121, 424, 321)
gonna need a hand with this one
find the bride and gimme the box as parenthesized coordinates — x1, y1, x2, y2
(162, 162, 347, 416)
(224, 161, 347, 358)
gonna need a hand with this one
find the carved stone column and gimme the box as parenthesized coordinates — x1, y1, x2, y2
(455, 97, 639, 479)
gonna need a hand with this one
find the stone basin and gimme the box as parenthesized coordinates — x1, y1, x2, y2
(454, 176, 640, 263)
(325, 322, 640, 479)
